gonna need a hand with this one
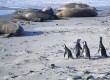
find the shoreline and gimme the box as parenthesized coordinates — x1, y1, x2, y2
(0, 6, 110, 20)
(0, 5, 110, 10)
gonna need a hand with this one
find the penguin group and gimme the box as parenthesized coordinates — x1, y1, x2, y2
(64, 37, 108, 60)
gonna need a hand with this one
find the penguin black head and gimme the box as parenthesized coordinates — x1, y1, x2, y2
(64, 44, 67, 49)
(100, 37, 102, 40)
(77, 39, 81, 43)
(83, 41, 87, 45)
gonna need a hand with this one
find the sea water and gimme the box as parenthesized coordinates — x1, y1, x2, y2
(0, 0, 110, 8)
(0, 10, 15, 15)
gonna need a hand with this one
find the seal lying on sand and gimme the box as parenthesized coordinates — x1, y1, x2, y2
(56, 3, 97, 17)
(56, 3, 96, 11)
(0, 21, 24, 37)
(56, 8, 98, 17)
(13, 9, 58, 22)
(42, 7, 55, 16)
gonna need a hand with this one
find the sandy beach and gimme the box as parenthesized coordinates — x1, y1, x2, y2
(0, 6, 110, 80)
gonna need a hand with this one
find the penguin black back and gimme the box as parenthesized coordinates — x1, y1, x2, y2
(98, 37, 108, 57)
(73, 39, 82, 58)
(82, 41, 91, 59)
(64, 44, 74, 59)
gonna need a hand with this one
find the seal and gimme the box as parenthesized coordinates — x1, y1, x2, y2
(56, 3, 96, 11)
(56, 8, 98, 17)
(13, 9, 58, 22)
(42, 7, 55, 16)
(64, 44, 74, 59)
(73, 39, 82, 58)
(98, 37, 108, 57)
(82, 41, 91, 59)
(0, 21, 24, 37)
(56, 3, 97, 17)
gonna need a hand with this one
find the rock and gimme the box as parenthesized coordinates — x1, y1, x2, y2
(83, 70, 91, 74)
(67, 76, 82, 80)
(86, 75, 94, 80)
(73, 76, 82, 80)
(51, 64, 55, 69)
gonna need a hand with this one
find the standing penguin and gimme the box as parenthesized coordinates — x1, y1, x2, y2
(73, 39, 82, 58)
(64, 44, 74, 59)
(98, 37, 108, 57)
(82, 41, 91, 59)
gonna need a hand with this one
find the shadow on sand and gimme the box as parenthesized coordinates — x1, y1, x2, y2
(0, 31, 44, 38)
(91, 56, 110, 60)
(22, 31, 44, 37)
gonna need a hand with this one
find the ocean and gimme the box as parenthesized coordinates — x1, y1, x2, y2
(0, 0, 110, 9)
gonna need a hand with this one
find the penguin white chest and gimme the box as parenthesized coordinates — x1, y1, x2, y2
(83, 50, 86, 57)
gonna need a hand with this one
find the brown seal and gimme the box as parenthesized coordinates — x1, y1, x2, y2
(13, 9, 58, 22)
(0, 21, 24, 37)
(56, 3, 97, 17)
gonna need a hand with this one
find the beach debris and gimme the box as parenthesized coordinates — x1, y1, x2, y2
(83, 70, 91, 74)
(51, 64, 55, 69)
(83, 75, 94, 80)
(13, 9, 58, 22)
(0, 48, 7, 52)
(67, 76, 82, 80)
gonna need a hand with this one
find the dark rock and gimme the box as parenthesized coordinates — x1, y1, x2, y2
(51, 64, 55, 69)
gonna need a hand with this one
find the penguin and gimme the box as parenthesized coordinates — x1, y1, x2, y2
(82, 41, 91, 59)
(64, 44, 74, 59)
(98, 37, 108, 57)
(73, 39, 82, 58)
